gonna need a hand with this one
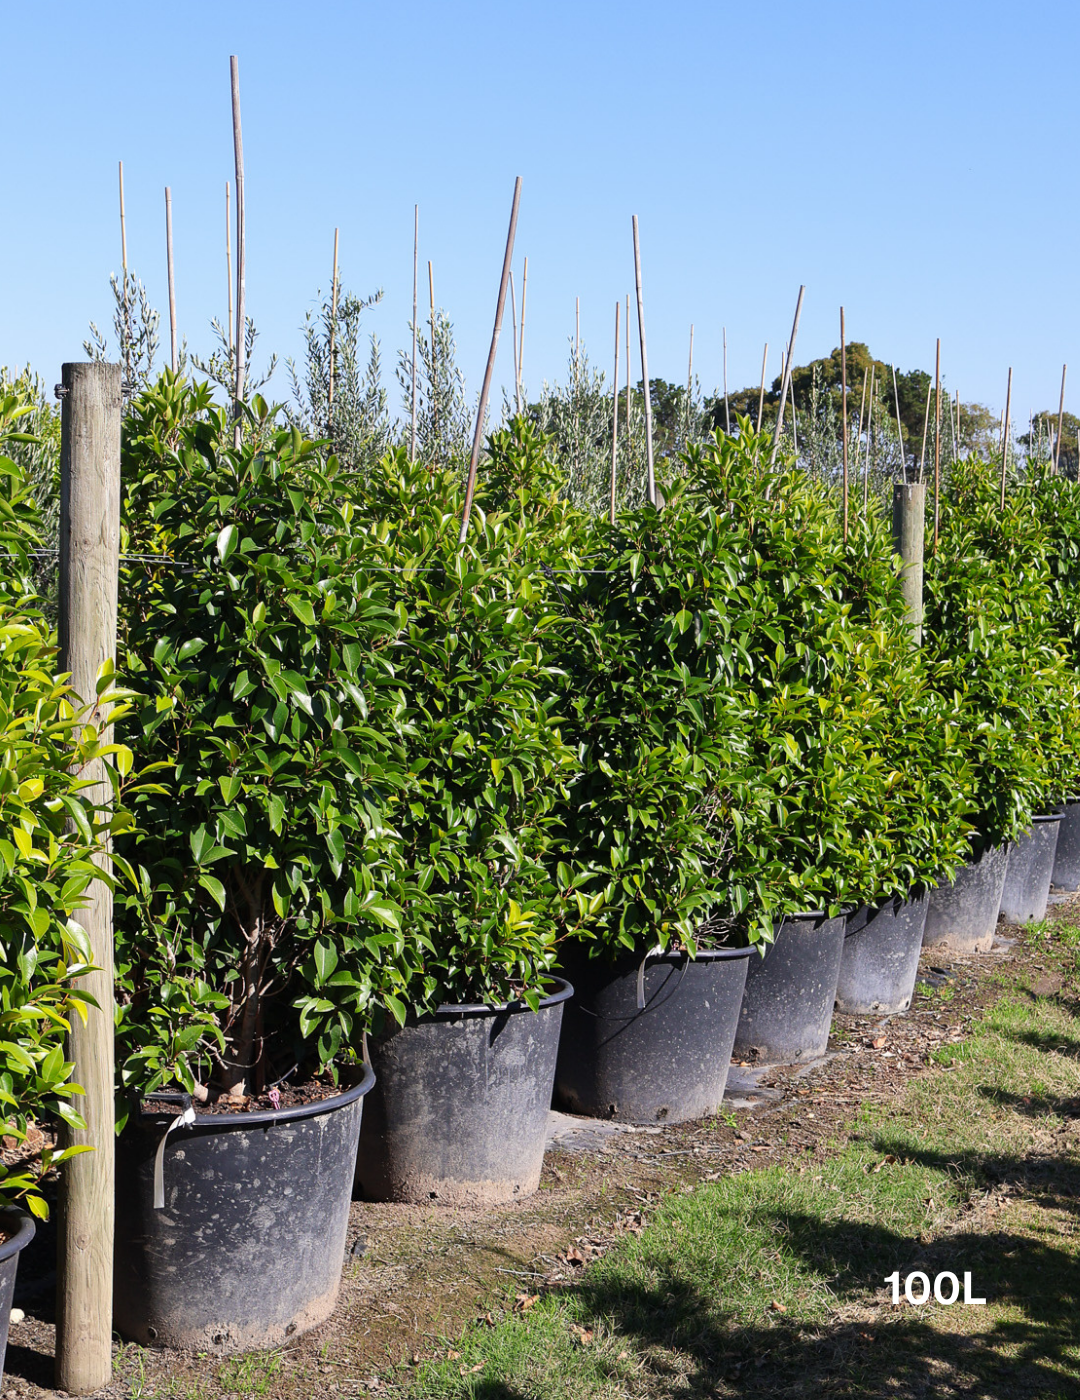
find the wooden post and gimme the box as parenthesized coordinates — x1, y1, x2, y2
(1055, 364, 1067, 474)
(756, 342, 769, 434)
(769, 285, 805, 464)
(165, 187, 178, 373)
(230, 55, 246, 448)
(610, 299, 620, 525)
(632, 215, 656, 505)
(840, 308, 849, 539)
(54, 362, 121, 1396)
(722, 326, 730, 434)
(410, 205, 419, 462)
(933, 339, 942, 547)
(225, 182, 234, 358)
(892, 481, 925, 644)
(459, 176, 522, 544)
(328, 228, 339, 422)
(999, 367, 1013, 511)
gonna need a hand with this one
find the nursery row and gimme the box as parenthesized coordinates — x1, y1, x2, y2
(4, 372, 1080, 1361)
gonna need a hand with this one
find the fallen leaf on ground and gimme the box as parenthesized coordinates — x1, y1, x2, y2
(514, 1293, 539, 1311)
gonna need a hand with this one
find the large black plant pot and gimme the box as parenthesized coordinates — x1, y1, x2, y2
(999, 813, 1064, 925)
(1051, 798, 1080, 892)
(553, 948, 752, 1124)
(732, 911, 847, 1065)
(836, 892, 930, 1015)
(114, 1066, 374, 1351)
(355, 979, 571, 1207)
(0, 1210, 35, 1391)
(923, 842, 1009, 954)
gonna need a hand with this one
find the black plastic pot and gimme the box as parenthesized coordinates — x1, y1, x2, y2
(999, 813, 1064, 925)
(731, 911, 847, 1065)
(553, 947, 752, 1124)
(836, 892, 930, 1015)
(922, 842, 1009, 953)
(1051, 797, 1080, 891)
(0, 1210, 35, 1391)
(355, 979, 571, 1207)
(114, 1065, 374, 1351)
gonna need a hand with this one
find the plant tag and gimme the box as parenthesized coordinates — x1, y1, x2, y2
(152, 1105, 196, 1210)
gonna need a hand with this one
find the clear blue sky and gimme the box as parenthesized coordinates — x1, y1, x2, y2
(2, 1, 1075, 424)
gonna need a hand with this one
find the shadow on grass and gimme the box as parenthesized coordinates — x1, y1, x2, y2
(1006, 1023, 1080, 1060)
(975, 1083, 1080, 1118)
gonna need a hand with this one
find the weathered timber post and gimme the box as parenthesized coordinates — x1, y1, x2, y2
(892, 480, 925, 644)
(55, 362, 121, 1395)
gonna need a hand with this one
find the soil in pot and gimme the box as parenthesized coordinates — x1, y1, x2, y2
(0, 1210, 35, 1392)
(999, 813, 1064, 924)
(113, 1067, 374, 1351)
(732, 911, 847, 1065)
(354, 979, 571, 1208)
(1051, 798, 1080, 892)
(553, 947, 752, 1125)
(922, 841, 1009, 954)
(835, 892, 930, 1015)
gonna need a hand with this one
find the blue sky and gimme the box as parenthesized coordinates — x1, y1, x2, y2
(2, 1, 1075, 423)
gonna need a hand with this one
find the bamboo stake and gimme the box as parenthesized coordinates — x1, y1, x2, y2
(999, 367, 1013, 511)
(1055, 363, 1067, 474)
(918, 377, 932, 482)
(165, 187, 177, 373)
(225, 182, 234, 357)
(756, 343, 768, 433)
(723, 326, 730, 434)
(949, 383, 957, 461)
(685, 322, 694, 444)
(789, 370, 798, 455)
(518, 256, 528, 392)
(459, 176, 522, 544)
(428, 260, 438, 464)
(864, 363, 875, 515)
(625, 294, 631, 458)
(632, 215, 656, 505)
(328, 228, 339, 418)
(118, 162, 131, 392)
(610, 299, 620, 525)
(841, 308, 849, 539)
(769, 285, 805, 464)
(54, 361, 121, 1396)
(892, 364, 906, 484)
(856, 367, 868, 464)
(410, 205, 419, 462)
(509, 271, 520, 415)
(230, 56, 246, 448)
(954, 389, 960, 459)
(933, 339, 942, 547)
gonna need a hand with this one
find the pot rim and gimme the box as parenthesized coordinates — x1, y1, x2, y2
(136, 1060, 376, 1130)
(428, 974, 574, 1019)
(0, 1206, 36, 1265)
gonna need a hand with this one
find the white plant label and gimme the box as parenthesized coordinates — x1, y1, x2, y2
(884, 1270, 985, 1305)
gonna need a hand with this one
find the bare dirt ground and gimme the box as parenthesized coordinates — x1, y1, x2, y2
(3, 903, 1070, 1399)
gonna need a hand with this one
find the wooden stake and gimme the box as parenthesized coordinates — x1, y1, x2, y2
(428, 260, 438, 458)
(864, 363, 875, 514)
(410, 205, 419, 462)
(118, 162, 131, 392)
(840, 308, 849, 539)
(723, 326, 730, 434)
(756, 342, 769, 433)
(999, 367, 1013, 511)
(1055, 363, 1067, 474)
(230, 56, 246, 448)
(165, 187, 177, 373)
(459, 176, 522, 544)
(685, 323, 694, 444)
(954, 389, 960, 455)
(55, 361, 121, 1396)
(788, 371, 798, 455)
(918, 376, 932, 483)
(575, 296, 580, 369)
(856, 367, 868, 465)
(933, 339, 942, 547)
(518, 256, 528, 393)
(328, 228, 339, 419)
(632, 215, 656, 505)
(225, 182, 234, 357)
(769, 285, 805, 464)
(625, 293, 631, 457)
(509, 270, 521, 416)
(610, 299, 620, 525)
(892, 364, 906, 484)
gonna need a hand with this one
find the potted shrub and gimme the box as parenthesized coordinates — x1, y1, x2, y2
(111, 379, 400, 1348)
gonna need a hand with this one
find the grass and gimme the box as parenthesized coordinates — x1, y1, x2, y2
(406, 938, 1080, 1398)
